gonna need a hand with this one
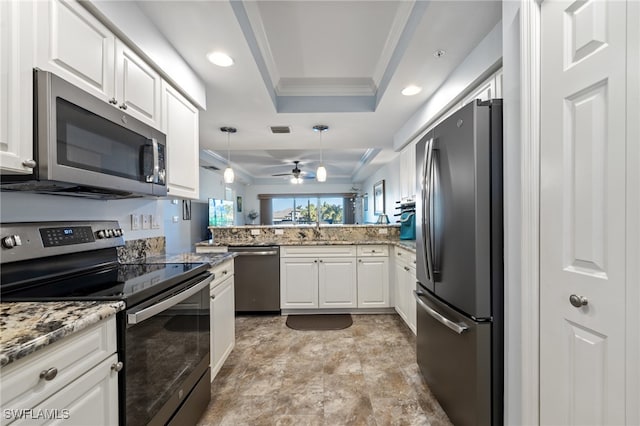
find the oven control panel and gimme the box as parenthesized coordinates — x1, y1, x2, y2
(40, 226, 95, 247)
(0, 221, 124, 264)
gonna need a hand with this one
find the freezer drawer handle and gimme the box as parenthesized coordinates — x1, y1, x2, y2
(413, 290, 468, 334)
(234, 250, 278, 256)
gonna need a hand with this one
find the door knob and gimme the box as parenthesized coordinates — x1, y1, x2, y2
(569, 294, 588, 308)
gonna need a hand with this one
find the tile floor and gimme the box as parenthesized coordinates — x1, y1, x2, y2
(197, 314, 452, 425)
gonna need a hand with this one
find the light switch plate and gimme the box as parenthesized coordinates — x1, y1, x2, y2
(378, 228, 388, 234)
(131, 214, 140, 230)
(151, 215, 160, 229)
(172, 216, 179, 223)
(141, 214, 150, 230)
(250, 229, 261, 236)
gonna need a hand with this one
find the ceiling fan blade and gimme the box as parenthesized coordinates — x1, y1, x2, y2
(272, 172, 292, 176)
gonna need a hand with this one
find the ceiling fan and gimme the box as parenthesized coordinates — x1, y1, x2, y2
(272, 161, 316, 180)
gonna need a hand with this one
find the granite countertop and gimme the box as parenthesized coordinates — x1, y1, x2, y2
(196, 239, 417, 253)
(146, 251, 237, 266)
(0, 301, 125, 368)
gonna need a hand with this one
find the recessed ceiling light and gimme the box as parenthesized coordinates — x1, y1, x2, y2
(207, 51, 234, 67)
(401, 85, 422, 96)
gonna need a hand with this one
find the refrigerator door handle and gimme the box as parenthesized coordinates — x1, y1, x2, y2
(424, 138, 436, 282)
(414, 290, 469, 334)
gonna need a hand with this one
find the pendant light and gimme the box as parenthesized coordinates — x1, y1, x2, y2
(313, 125, 328, 182)
(220, 126, 236, 183)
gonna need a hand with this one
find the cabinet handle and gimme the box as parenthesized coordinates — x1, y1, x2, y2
(210, 295, 216, 300)
(397, 252, 402, 256)
(569, 294, 588, 308)
(119, 103, 128, 110)
(109, 98, 117, 104)
(111, 362, 124, 372)
(358, 259, 362, 263)
(222, 270, 228, 275)
(314, 260, 318, 263)
(22, 159, 36, 168)
(404, 266, 410, 272)
(371, 250, 376, 253)
(39, 367, 58, 381)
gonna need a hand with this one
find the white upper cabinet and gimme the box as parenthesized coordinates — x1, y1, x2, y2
(36, 0, 162, 130)
(115, 40, 162, 128)
(461, 69, 503, 106)
(36, 0, 115, 102)
(399, 141, 416, 202)
(162, 81, 200, 199)
(0, 0, 35, 174)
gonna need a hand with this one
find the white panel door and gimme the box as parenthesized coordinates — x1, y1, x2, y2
(318, 257, 357, 308)
(115, 40, 162, 129)
(37, 0, 115, 102)
(210, 277, 235, 380)
(540, 1, 627, 424)
(280, 258, 318, 308)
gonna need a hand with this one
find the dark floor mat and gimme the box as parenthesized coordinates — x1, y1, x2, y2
(285, 314, 353, 330)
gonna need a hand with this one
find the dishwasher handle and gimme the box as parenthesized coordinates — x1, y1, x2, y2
(233, 250, 278, 256)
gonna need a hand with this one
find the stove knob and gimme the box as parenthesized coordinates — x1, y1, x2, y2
(97, 230, 106, 239)
(2, 235, 22, 249)
(106, 229, 114, 238)
(115, 228, 123, 237)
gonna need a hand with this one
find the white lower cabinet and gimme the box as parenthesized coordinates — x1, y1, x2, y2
(280, 246, 357, 309)
(394, 247, 417, 334)
(356, 245, 390, 308)
(0, 318, 119, 426)
(208, 259, 235, 381)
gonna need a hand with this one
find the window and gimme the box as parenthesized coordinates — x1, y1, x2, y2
(262, 194, 354, 225)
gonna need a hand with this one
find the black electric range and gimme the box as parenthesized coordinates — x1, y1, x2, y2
(0, 221, 213, 426)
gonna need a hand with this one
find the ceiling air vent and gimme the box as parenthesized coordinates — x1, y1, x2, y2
(270, 126, 291, 134)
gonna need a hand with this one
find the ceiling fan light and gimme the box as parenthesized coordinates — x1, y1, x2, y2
(223, 167, 235, 183)
(290, 176, 302, 184)
(316, 165, 327, 182)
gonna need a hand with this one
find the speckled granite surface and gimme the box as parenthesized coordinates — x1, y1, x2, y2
(205, 225, 400, 246)
(146, 252, 237, 267)
(117, 236, 166, 263)
(0, 301, 125, 368)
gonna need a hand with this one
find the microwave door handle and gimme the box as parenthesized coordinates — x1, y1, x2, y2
(151, 138, 159, 184)
(127, 274, 213, 325)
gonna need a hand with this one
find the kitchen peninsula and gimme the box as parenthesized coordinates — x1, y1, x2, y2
(197, 224, 417, 333)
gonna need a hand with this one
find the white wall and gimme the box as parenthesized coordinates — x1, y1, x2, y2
(164, 167, 247, 252)
(359, 154, 401, 224)
(0, 192, 164, 240)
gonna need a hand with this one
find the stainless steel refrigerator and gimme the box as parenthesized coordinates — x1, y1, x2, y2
(414, 99, 503, 426)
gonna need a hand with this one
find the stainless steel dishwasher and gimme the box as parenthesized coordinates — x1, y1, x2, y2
(227, 246, 280, 313)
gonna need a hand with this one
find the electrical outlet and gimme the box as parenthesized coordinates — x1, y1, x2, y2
(250, 229, 261, 236)
(131, 214, 140, 230)
(274, 229, 284, 235)
(378, 228, 388, 235)
(172, 216, 179, 223)
(151, 215, 160, 229)
(141, 214, 150, 230)
(171, 199, 179, 205)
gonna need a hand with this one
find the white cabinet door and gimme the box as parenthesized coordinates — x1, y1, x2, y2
(357, 257, 389, 308)
(36, 0, 115, 102)
(407, 267, 417, 334)
(115, 40, 162, 128)
(394, 260, 408, 322)
(280, 258, 318, 308)
(210, 276, 235, 380)
(0, 0, 35, 174)
(540, 0, 628, 424)
(318, 257, 357, 308)
(19, 354, 119, 426)
(399, 142, 416, 201)
(162, 82, 200, 199)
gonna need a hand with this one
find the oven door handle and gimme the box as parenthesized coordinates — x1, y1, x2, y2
(127, 274, 214, 325)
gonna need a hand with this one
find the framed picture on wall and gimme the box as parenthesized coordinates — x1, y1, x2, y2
(363, 193, 368, 212)
(373, 180, 385, 215)
(237, 196, 243, 212)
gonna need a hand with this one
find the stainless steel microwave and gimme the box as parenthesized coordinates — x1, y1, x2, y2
(1, 69, 167, 199)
